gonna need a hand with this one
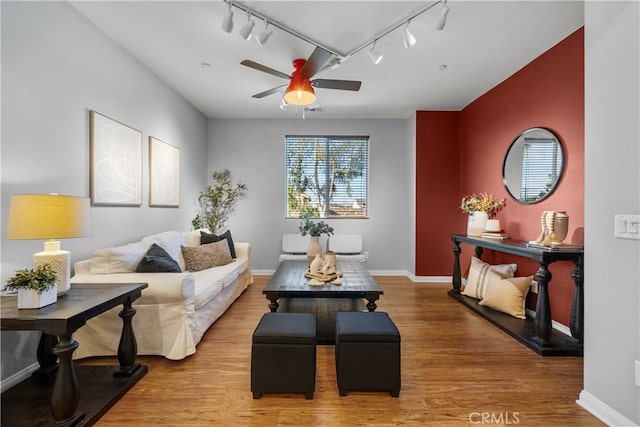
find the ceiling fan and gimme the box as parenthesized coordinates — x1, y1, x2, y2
(240, 47, 362, 107)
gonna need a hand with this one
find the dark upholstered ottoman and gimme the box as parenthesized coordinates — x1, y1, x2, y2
(335, 311, 401, 397)
(251, 312, 317, 399)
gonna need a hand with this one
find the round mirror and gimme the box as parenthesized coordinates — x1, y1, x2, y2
(502, 127, 565, 204)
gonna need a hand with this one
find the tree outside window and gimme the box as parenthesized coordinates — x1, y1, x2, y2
(285, 136, 369, 218)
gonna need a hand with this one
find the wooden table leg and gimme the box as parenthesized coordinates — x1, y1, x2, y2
(32, 332, 59, 378)
(570, 256, 584, 342)
(51, 333, 84, 424)
(268, 297, 279, 312)
(114, 297, 141, 377)
(533, 262, 553, 347)
(452, 241, 462, 294)
(365, 295, 379, 312)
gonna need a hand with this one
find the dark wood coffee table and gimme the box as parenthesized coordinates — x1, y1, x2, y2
(263, 260, 383, 343)
(1, 282, 148, 426)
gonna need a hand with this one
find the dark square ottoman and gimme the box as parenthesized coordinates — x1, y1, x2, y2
(251, 312, 317, 399)
(335, 311, 401, 397)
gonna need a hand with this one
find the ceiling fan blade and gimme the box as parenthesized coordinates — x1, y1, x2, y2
(240, 60, 291, 80)
(301, 47, 333, 79)
(252, 85, 287, 99)
(311, 79, 362, 91)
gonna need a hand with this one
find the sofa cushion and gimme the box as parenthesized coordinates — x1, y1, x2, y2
(190, 258, 249, 309)
(182, 240, 232, 272)
(182, 229, 210, 248)
(201, 230, 236, 258)
(142, 231, 186, 271)
(136, 243, 182, 273)
(90, 241, 147, 274)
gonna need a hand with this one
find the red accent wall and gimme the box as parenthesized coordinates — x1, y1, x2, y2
(416, 28, 584, 326)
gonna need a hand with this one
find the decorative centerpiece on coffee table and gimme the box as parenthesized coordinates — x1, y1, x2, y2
(298, 214, 334, 261)
(5, 264, 58, 309)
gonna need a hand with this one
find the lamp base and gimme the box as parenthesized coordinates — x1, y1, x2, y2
(33, 249, 70, 295)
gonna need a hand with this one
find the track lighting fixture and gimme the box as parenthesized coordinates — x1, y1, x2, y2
(221, 2, 234, 33)
(402, 21, 416, 49)
(256, 21, 273, 46)
(435, 0, 450, 31)
(239, 12, 255, 41)
(368, 41, 383, 65)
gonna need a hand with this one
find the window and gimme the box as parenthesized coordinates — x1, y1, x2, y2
(285, 135, 369, 218)
(520, 137, 563, 202)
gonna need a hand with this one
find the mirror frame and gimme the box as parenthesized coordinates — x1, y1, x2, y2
(502, 127, 565, 204)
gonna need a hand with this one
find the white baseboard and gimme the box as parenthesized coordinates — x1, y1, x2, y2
(577, 390, 638, 427)
(0, 362, 39, 393)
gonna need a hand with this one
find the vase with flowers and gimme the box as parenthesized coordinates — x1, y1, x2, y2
(298, 214, 334, 262)
(461, 192, 506, 236)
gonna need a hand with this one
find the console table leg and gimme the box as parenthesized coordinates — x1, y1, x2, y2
(366, 297, 378, 312)
(51, 333, 83, 424)
(570, 256, 584, 342)
(115, 297, 141, 377)
(533, 263, 553, 346)
(32, 332, 59, 378)
(474, 246, 483, 259)
(452, 241, 462, 294)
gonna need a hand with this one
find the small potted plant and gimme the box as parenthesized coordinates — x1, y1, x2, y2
(5, 264, 58, 309)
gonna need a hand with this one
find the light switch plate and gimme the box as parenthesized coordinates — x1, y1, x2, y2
(615, 215, 640, 240)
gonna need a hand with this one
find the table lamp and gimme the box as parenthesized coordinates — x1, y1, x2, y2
(6, 194, 91, 294)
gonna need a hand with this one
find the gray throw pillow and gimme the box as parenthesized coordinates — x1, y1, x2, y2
(136, 243, 182, 273)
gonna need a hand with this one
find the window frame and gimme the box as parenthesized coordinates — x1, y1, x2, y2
(284, 135, 370, 219)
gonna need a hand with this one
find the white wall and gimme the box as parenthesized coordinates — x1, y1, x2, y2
(207, 118, 411, 272)
(581, 1, 640, 425)
(1, 2, 208, 383)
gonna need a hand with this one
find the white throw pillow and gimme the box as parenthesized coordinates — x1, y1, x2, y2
(462, 256, 518, 300)
(141, 231, 186, 271)
(90, 241, 147, 274)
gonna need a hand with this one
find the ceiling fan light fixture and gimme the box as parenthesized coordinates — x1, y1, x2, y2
(239, 13, 255, 41)
(284, 79, 316, 106)
(435, 0, 450, 31)
(368, 41, 383, 65)
(256, 21, 273, 46)
(221, 3, 234, 33)
(402, 21, 417, 49)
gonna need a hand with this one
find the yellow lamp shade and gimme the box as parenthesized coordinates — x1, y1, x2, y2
(6, 194, 91, 240)
(284, 79, 316, 106)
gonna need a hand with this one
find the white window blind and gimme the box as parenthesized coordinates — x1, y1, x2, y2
(521, 138, 563, 202)
(285, 136, 369, 218)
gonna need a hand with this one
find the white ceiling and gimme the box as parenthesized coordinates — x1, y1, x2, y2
(70, 1, 584, 119)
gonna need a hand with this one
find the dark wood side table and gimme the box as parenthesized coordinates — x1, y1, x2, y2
(1, 282, 148, 426)
(450, 234, 583, 356)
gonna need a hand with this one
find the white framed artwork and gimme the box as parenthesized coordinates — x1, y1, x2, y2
(90, 110, 143, 206)
(149, 136, 180, 207)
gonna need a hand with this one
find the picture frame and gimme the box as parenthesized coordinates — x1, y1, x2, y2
(149, 137, 181, 207)
(90, 110, 143, 206)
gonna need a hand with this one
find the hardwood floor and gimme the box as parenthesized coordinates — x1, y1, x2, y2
(83, 275, 604, 426)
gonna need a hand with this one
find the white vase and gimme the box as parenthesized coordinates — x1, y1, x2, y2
(307, 236, 322, 262)
(485, 219, 502, 232)
(309, 253, 324, 273)
(467, 211, 489, 237)
(17, 286, 57, 309)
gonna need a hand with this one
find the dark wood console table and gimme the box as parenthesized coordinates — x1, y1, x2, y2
(450, 234, 583, 356)
(1, 282, 148, 426)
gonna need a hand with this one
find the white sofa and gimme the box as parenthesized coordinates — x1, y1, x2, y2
(70, 230, 253, 360)
(278, 234, 368, 262)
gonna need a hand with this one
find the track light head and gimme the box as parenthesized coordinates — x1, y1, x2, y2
(435, 1, 450, 31)
(368, 41, 383, 65)
(256, 21, 273, 46)
(221, 3, 234, 33)
(402, 21, 416, 49)
(239, 13, 255, 41)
